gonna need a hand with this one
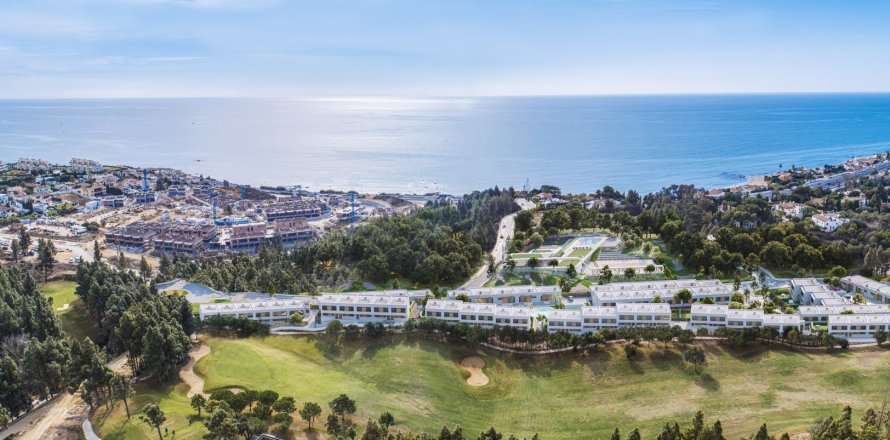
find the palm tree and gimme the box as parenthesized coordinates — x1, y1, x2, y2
(675, 288, 692, 319)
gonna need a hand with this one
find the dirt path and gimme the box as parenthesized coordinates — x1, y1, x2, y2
(460, 356, 490, 386)
(5, 354, 129, 440)
(180, 343, 212, 398)
(15, 394, 87, 440)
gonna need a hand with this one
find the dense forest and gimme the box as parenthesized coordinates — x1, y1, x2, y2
(77, 258, 193, 380)
(161, 187, 518, 291)
(0, 264, 128, 422)
(0, 254, 194, 425)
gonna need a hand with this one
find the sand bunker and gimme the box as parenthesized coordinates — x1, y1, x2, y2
(460, 356, 489, 386)
(57, 304, 70, 311)
(180, 343, 211, 398)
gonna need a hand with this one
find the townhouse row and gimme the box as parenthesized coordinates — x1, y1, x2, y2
(689, 303, 890, 340)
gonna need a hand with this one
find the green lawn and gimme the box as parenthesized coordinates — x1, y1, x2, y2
(96, 335, 890, 439)
(511, 253, 543, 259)
(568, 249, 591, 258)
(41, 281, 97, 341)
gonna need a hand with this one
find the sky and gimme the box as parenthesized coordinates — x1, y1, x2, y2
(1, 0, 889, 98)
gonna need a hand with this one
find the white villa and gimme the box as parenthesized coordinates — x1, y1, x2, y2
(772, 202, 804, 219)
(811, 212, 848, 232)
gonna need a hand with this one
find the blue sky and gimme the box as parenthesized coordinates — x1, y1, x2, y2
(1, 0, 888, 98)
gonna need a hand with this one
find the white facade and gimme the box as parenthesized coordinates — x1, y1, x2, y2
(424, 300, 532, 329)
(616, 303, 672, 327)
(548, 307, 620, 334)
(841, 275, 890, 305)
(318, 294, 411, 325)
(791, 278, 847, 305)
(690, 304, 803, 332)
(798, 304, 890, 324)
(590, 279, 732, 307)
(199, 298, 311, 323)
(811, 212, 848, 232)
(828, 314, 890, 340)
(449, 285, 560, 305)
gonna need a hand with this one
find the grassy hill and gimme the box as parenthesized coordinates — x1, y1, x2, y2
(94, 335, 890, 439)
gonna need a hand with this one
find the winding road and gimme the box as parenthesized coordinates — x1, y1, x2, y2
(462, 198, 535, 288)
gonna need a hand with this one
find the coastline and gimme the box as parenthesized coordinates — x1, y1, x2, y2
(723, 152, 884, 193)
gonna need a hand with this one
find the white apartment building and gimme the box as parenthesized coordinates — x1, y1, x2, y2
(69, 158, 104, 174)
(318, 294, 411, 325)
(199, 298, 311, 323)
(841, 275, 890, 304)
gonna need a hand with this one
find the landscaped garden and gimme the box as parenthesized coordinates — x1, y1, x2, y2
(94, 334, 890, 439)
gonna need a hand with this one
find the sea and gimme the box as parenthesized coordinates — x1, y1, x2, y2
(1, 94, 889, 195)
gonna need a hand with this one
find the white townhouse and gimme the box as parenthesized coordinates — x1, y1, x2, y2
(791, 278, 846, 305)
(199, 298, 311, 324)
(449, 285, 561, 305)
(798, 304, 890, 325)
(318, 294, 411, 325)
(590, 279, 733, 307)
(424, 300, 464, 324)
(691, 304, 802, 333)
(548, 306, 621, 334)
(424, 300, 533, 329)
(690, 304, 729, 329)
(840, 275, 890, 304)
(358, 289, 431, 302)
(616, 303, 672, 327)
(547, 309, 584, 333)
(827, 314, 890, 340)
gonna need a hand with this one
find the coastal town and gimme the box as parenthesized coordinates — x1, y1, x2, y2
(3, 151, 890, 440)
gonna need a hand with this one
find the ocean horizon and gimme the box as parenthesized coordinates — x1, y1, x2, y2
(2, 93, 889, 195)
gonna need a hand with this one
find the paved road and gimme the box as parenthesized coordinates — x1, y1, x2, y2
(804, 160, 890, 191)
(462, 198, 534, 288)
